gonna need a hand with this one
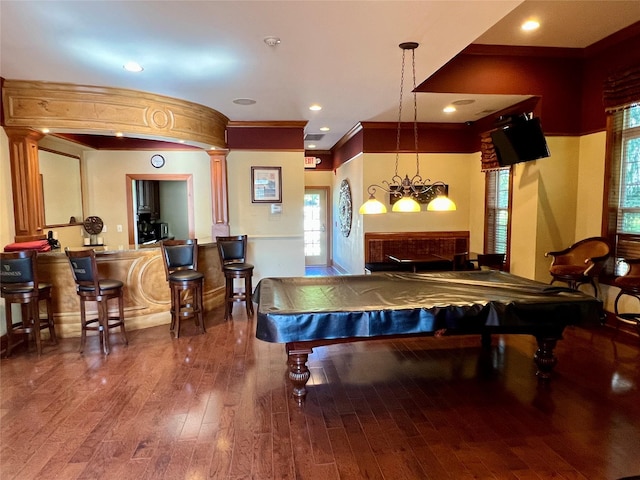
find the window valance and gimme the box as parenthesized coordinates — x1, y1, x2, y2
(603, 65, 640, 111)
(479, 131, 501, 171)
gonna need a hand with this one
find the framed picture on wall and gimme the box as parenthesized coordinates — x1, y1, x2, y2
(251, 166, 282, 203)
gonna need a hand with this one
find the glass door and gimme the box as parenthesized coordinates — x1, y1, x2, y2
(304, 187, 329, 266)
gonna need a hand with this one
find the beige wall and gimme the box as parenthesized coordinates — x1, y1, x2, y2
(331, 151, 482, 274)
(226, 150, 305, 283)
(535, 136, 581, 281)
(576, 131, 607, 237)
(333, 153, 365, 273)
(304, 169, 334, 187)
(82, 149, 214, 248)
(361, 152, 476, 234)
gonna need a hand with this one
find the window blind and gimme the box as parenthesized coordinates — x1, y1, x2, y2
(604, 104, 640, 276)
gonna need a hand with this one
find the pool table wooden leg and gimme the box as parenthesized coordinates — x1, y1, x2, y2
(534, 337, 558, 380)
(286, 343, 313, 405)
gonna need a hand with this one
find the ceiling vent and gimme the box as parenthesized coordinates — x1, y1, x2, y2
(304, 133, 325, 141)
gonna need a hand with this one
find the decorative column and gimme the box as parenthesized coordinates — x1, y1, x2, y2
(4, 127, 46, 242)
(209, 150, 230, 238)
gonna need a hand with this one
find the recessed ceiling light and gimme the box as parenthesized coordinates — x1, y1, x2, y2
(233, 98, 257, 105)
(309, 104, 322, 111)
(123, 61, 143, 72)
(307, 144, 317, 149)
(41, 128, 50, 133)
(320, 126, 330, 132)
(115, 131, 123, 137)
(443, 106, 456, 113)
(522, 19, 540, 32)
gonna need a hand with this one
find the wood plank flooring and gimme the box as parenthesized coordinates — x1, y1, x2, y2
(1, 301, 639, 479)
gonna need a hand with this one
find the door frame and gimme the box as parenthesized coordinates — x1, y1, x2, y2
(126, 174, 194, 245)
(304, 186, 332, 266)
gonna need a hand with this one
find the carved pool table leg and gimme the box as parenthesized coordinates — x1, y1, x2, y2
(286, 343, 313, 405)
(534, 337, 558, 380)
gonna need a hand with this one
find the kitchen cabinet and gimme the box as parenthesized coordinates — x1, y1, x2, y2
(136, 180, 160, 218)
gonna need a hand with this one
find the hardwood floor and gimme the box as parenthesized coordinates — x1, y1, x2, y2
(1, 302, 639, 479)
(305, 266, 342, 277)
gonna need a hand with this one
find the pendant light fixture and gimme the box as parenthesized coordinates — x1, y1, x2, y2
(359, 42, 456, 215)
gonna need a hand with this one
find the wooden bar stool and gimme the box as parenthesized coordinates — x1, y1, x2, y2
(161, 239, 205, 338)
(216, 235, 254, 320)
(66, 249, 128, 355)
(1, 250, 57, 357)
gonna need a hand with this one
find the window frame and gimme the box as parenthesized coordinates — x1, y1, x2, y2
(602, 103, 640, 281)
(484, 166, 513, 270)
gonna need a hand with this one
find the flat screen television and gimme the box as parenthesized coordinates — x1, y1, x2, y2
(490, 116, 550, 166)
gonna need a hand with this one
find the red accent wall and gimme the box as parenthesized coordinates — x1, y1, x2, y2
(226, 125, 304, 150)
(418, 47, 584, 135)
(582, 25, 640, 133)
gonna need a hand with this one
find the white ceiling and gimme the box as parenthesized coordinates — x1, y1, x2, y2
(1, 1, 639, 150)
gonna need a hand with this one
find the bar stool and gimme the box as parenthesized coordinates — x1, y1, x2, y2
(160, 239, 205, 338)
(66, 249, 128, 354)
(216, 235, 254, 320)
(1, 250, 57, 357)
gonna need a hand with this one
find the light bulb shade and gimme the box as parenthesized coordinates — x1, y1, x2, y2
(359, 197, 387, 214)
(427, 195, 457, 211)
(391, 196, 421, 212)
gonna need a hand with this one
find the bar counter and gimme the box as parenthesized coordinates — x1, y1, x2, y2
(37, 241, 226, 338)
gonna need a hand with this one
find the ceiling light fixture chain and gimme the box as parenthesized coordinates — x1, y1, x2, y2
(358, 42, 457, 215)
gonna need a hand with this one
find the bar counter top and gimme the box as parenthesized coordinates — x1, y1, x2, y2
(37, 240, 225, 338)
(46, 236, 217, 255)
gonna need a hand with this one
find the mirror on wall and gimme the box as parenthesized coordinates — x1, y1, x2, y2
(38, 147, 83, 226)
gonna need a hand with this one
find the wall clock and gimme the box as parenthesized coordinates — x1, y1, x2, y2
(150, 154, 165, 168)
(338, 179, 352, 237)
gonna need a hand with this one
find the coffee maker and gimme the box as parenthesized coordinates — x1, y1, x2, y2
(137, 213, 156, 243)
(154, 222, 169, 240)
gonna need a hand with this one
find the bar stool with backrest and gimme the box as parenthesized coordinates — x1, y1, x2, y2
(66, 248, 127, 355)
(216, 235, 254, 320)
(160, 239, 205, 338)
(1, 249, 57, 357)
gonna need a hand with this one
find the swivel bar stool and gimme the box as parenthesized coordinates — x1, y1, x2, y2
(216, 235, 254, 320)
(161, 239, 205, 338)
(66, 248, 128, 355)
(1, 249, 57, 357)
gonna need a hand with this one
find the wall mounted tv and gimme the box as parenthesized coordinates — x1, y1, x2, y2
(490, 115, 550, 166)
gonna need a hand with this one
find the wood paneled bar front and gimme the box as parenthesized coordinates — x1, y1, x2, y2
(37, 242, 226, 338)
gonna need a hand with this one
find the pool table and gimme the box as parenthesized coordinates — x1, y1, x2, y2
(255, 271, 602, 405)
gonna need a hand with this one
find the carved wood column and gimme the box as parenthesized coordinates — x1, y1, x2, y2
(209, 150, 230, 238)
(4, 127, 46, 242)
